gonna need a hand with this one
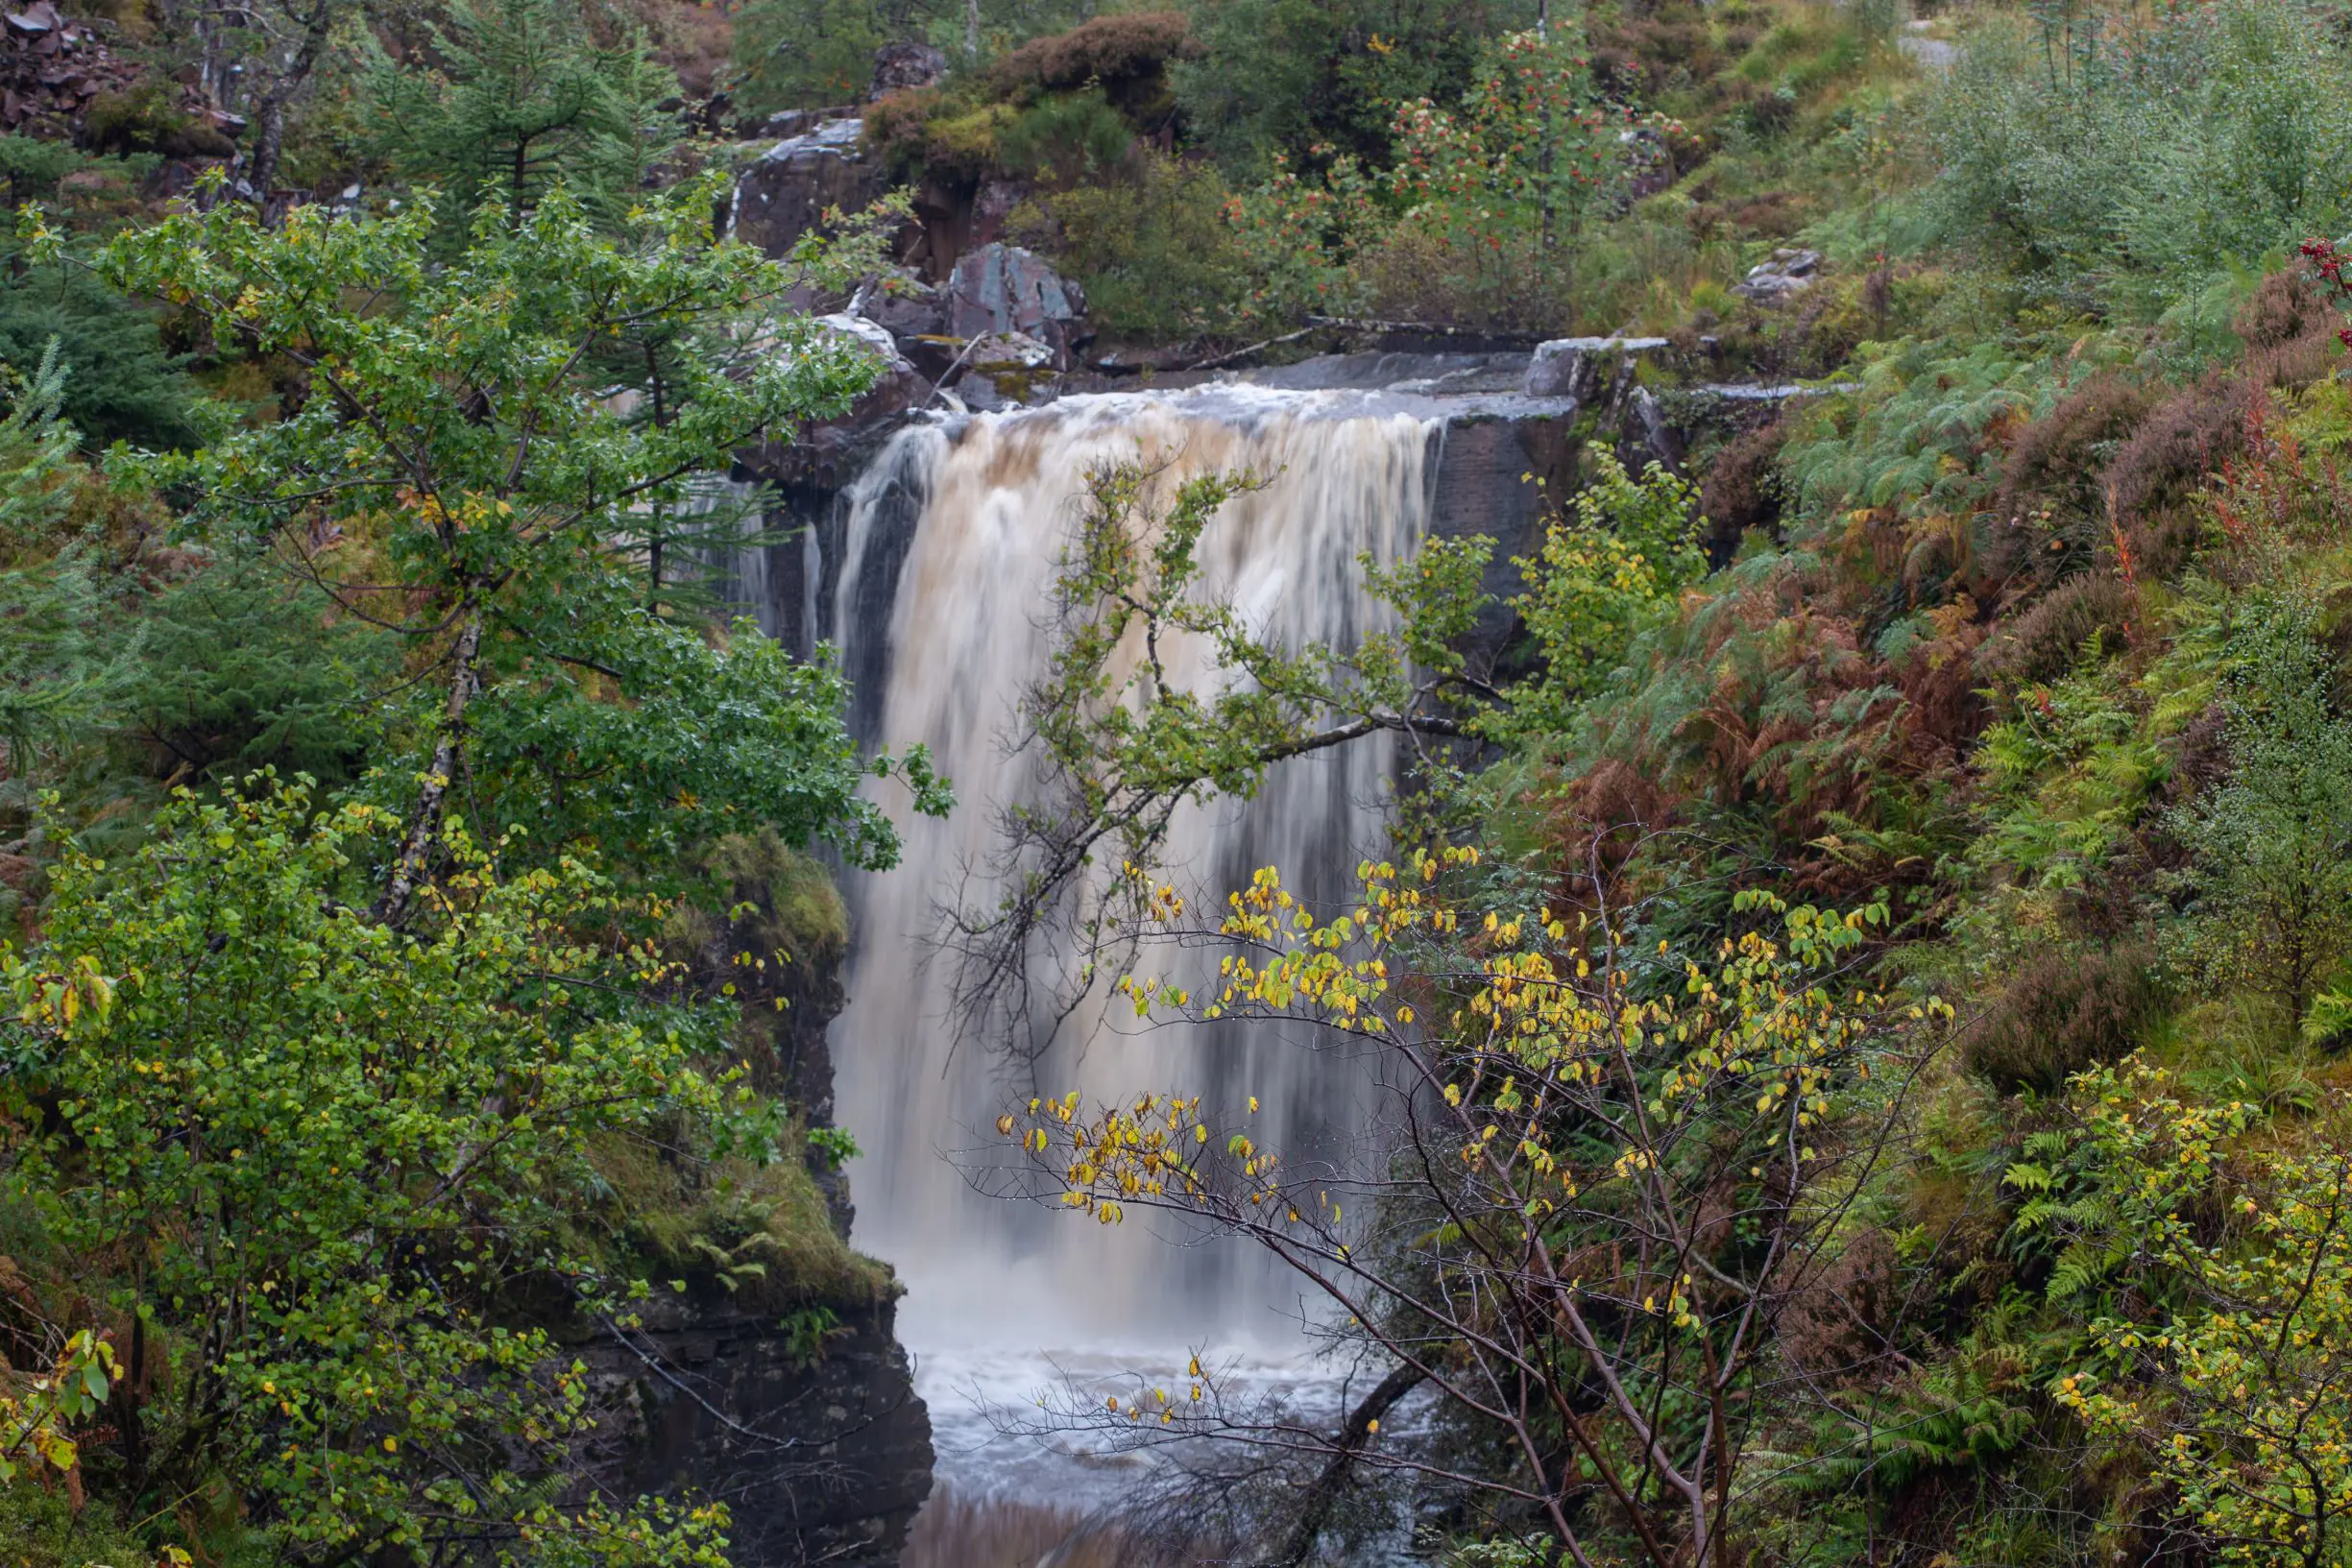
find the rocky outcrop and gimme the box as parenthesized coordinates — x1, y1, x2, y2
(590, 1293, 933, 1568)
(1731, 247, 1821, 305)
(945, 242, 1090, 368)
(730, 117, 887, 260)
(2, 5, 125, 134)
(598, 837, 932, 1566)
(1524, 335, 1671, 399)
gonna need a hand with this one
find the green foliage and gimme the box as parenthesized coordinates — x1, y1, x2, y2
(0, 138, 85, 206)
(3, 781, 737, 1560)
(0, 1457, 159, 1564)
(367, 0, 678, 231)
(0, 549, 139, 789)
(806, 1125, 860, 1169)
(120, 561, 394, 787)
(2051, 1059, 2352, 1566)
(1928, 0, 2352, 300)
(730, 0, 903, 112)
(0, 264, 202, 451)
(594, 1131, 885, 1309)
(2164, 593, 2352, 1022)
(1174, 0, 1541, 175)
(1781, 337, 2050, 526)
(780, 1305, 847, 1368)
(1216, 26, 1685, 331)
(76, 178, 943, 900)
(994, 88, 1132, 180)
(0, 340, 76, 549)
(1010, 153, 1251, 339)
(1488, 448, 1708, 749)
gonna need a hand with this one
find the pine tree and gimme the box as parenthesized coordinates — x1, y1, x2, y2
(368, 0, 678, 231)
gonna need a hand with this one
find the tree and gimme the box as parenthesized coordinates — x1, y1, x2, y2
(999, 858, 1938, 1567)
(1384, 29, 1674, 292)
(1485, 450, 1708, 752)
(2164, 594, 2352, 1026)
(954, 446, 1707, 1066)
(0, 263, 203, 450)
(944, 454, 1490, 1063)
(368, 0, 678, 231)
(119, 555, 396, 787)
(61, 177, 944, 925)
(2046, 1059, 2352, 1568)
(1, 780, 740, 1559)
(244, 0, 343, 196)
(1175, 0, 1544, 176)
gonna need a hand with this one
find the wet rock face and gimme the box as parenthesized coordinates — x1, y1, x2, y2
(591, 1295, 934, 1568)
(600, 891, 931, 1567)
(944, 243, 1091, 367)
(745, 315, 931, 491)
(730, 117, 886, 260)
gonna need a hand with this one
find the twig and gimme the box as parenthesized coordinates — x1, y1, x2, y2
(1306, 315, 1551, 342)
(1187, 325, 1324, 372)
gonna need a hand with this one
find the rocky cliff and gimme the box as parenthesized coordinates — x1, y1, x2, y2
(582, 834, 934, 1567)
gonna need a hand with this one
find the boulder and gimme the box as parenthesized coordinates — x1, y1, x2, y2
(870, 39, 947, 96)
(967, 328, 1055, 371)
(1524, 336, 1670, 399)
(729, 116, 887, 261)
(854, 278, 947, 343)
(749, 315, 929, 490)
(944, 243, 1090, 367)
(957, 329, 1060, 411)
(1731, 248, 1822, 305)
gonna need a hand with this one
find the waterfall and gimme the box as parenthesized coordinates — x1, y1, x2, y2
(811, 387, 1443, 1358)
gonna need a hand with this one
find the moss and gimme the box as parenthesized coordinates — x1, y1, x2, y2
(682, 831, 848, 964)
(0, 1484, 157, 1567)
(589, 1133, 890, 1309)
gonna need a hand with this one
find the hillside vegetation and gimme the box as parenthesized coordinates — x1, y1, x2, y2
(0, 0, 2350, 1563)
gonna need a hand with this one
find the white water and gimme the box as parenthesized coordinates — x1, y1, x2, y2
(809, 386, 1443, 1498)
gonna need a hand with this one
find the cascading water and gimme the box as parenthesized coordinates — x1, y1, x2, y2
(744, 383, 1451, 1502)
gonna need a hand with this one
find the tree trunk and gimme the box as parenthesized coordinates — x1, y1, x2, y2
(245, 0, 336, 203)
(1272, 1363, 1426, 1567)
(375, 608, 485, 928)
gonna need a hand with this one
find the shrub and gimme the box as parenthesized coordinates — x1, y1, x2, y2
(1960, 940, 2163, 1092)
(995, 87, 1134, 181)
(1172, 0, 1524, 174)
(985, 11, 1197, 99)
(1698, 418, 1787, 556)
(730, 0, 895, 113)
(2234, 267, 2334, 350)
(1995, 373, 2150, 537)
(1975, 572, 2135, 687)
(2105, 374, 2259, 577)
(1927, 0, 2352, 296)
(2165, 597, 2352, 1022)
(1008, 151, 1250, 340)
